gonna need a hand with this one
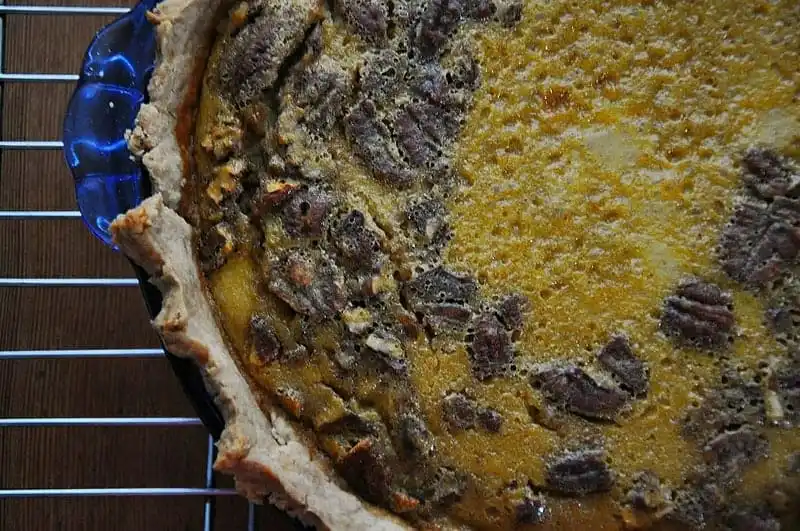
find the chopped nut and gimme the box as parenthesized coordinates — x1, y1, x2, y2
(206, 159, 246, 204)
(268, 250, 347, 320)
(545, 448, 614, 495)
(362, 273, 395, 297)
(216, 0, 321, 106)
(719, 157, 800, 287)
(283, 55, 351, 134)
(252, 181, 300, 214)
(703, 426, 769, 481)
(415, 0, 466, 57)
(682, 369, 765, 442)
(422, 303, 473, 334)
(765, 305, 795, 338)
(280, 187, 335, 238)
(242, 101, 269, 136)
(345, 98, 414, 187)
(526, 399, 567, 432)
(320, 406, 383, 439)
(494, 292, 530, 333)
(469, 313, 515, 380)
(466, 0, 495, 20)
(660, 278, 735, 350)
(336, 438, 394, 506)
(336, 0, 388, 43)
(395, 101, 459, 173)
(200, 120, 243, 161)
(441, 392, 478, 431)
(496, 0, 523, 26)
(477, 408, 503, 433)
(397, 414, 436, 459)
(597, 334, 649, 396)
(198, 222, 235, 274)
(342, 307, 373, 335)
(288, 257, 314, 287)
(406, 197, 451, 245)
(365, 330, 407, 373)
(531, 363, 630, 421)
(249, 314, 282, 364)
(403, 267, 478, 309)
(409, 57, 478, 109)
(666, 484, 724, 530)
(332, 210, 384, 271)
(360, 49, 409, 99)
(441, 392, 503, 433)
(741, 148, 800, 200)
(366, 331, 404, 359)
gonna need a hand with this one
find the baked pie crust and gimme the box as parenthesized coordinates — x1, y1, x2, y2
(111, 0, 800, 529)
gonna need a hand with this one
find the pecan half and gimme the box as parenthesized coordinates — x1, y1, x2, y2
(660, 278, 735, 350)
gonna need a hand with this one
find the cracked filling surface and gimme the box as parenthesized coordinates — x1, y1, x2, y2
(179, 0, 800, 528)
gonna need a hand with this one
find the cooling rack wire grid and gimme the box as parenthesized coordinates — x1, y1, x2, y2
(0, 4, 257, 530)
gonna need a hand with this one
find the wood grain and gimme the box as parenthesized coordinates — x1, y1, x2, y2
(0, 1, 303, 529)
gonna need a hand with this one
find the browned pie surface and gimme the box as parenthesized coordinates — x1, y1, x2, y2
(184, 0, 800, 529)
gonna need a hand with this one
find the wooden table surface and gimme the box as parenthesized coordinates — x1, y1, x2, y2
(0, 1, 301, 529)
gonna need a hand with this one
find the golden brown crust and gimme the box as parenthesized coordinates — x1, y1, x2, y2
(111, 193, 413, 530)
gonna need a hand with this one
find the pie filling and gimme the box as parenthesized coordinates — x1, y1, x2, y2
(177, 0, 800, 528)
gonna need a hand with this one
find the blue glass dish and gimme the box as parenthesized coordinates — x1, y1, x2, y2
(63, 0, 225, 439)
(63, 0, 158, 247)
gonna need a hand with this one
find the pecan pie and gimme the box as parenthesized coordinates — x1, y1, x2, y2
(111, 0, 800, 529)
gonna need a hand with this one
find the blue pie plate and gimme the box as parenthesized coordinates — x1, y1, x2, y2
(62, 0, 225, 440)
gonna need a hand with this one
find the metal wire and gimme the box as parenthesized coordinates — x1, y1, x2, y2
(0, 5, 259, 529)
(0, 210, 81, 218)
(0, 5, 129, 15)
(203, 435, 216, 531)
(0, 348, 164, 359)
(0, 140, 62, 149)
(0, 73, 77, 82)
(247, 503, 256, 531)
(0, 417, 202, 427)
(0, 277, 139, 286)
(0, 488, 236, 498)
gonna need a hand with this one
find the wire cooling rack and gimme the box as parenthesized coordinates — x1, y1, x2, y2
(0, 5, 257, 530)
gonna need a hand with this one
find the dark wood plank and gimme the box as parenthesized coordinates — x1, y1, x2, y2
(0, 220, 133, 277)
(0, 1, 303, 530)
(0, 498, 206, 531)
